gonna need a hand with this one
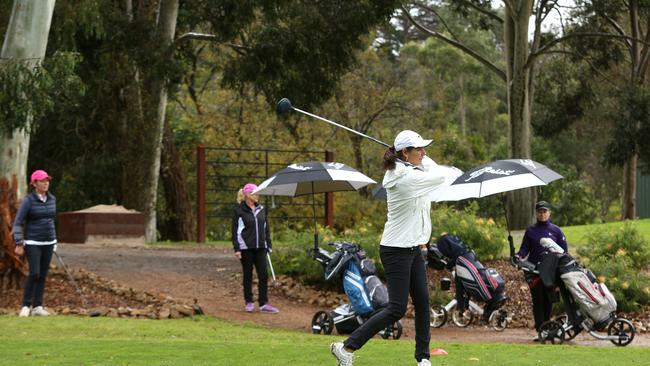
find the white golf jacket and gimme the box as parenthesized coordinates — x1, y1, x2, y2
(380, 156, 459, 248)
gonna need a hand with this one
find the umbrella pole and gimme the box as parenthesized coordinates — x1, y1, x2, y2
(312, 183, 318, 252)
(502, 194, 516, 259)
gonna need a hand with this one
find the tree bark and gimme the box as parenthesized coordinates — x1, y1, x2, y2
(0, 0, 55, 280)
(124, 0, 178, 242)
(622, 154, 637, 219)
(160, 119, 194, 241)
(0, 0, 56, 198)
(504, 0, 536, 229)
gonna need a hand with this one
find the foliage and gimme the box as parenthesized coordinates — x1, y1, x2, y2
(0, 52, 84, 133)
(430, 202, 507, 260)
(577, 221, 650, 270)
(586, 256, 650, 312)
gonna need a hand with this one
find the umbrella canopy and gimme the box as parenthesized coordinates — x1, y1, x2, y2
(254, 161, 376, 196)
(430, 159, 563, 202)
(253, 161, 376, 251)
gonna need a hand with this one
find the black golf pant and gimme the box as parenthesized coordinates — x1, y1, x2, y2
(22, 244, 54, 307)
(526, 274, 553, 332)
(344, 245, 430, 362)
(240, 249, 269, 306)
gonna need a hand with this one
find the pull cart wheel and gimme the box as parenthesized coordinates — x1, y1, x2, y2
(311, 310, 334, 335)
(608, 318, 636, 347)
(430, 305, 448, 328)
(539, 320, 565, 345)
(452, 309, 474, 328)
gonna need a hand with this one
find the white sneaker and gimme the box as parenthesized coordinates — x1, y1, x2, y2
(330, 342, 354, 366)
(31, 306, 50, 316)
(418, 359, 432, 366)
(19, 306, 30, 317)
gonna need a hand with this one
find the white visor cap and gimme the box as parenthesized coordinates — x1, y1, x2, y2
(394, 130, 433, 152)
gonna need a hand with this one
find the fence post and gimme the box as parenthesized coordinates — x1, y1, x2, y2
(197, 145, 206, 243)
(325, 150, 334, 229)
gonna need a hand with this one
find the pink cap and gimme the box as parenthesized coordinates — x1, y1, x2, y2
(242, 183, 258, 194)
(30, 170, 52, 183)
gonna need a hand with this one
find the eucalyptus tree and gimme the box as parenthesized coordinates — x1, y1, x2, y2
(0, 0, 56, 198)
(26, 0, 400, 241)
(565, 0, 650, 220)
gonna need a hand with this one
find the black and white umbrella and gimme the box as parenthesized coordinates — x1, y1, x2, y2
(429, 159, 563, 202)
(253, 161, 376, 250)
(428, 159, 563, 262)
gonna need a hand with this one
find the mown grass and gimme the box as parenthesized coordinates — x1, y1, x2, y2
(1, 316, 648, 366)
(562, 218, 650, 249)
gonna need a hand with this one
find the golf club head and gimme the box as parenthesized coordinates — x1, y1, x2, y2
(276, 98, 293, 115)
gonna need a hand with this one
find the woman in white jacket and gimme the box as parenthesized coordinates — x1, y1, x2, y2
(331, 130, 460, 366)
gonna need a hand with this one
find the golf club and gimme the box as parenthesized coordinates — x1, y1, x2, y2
(276, 98, 390, 148)
(267, 252, 281, 288)
(54, 250, 90, 309)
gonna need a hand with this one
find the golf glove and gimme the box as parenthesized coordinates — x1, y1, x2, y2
(53, 244, 58, 252)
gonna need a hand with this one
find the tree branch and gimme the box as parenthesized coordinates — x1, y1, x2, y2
(457, 0, 504, 24)
(401, 5, 507, 81)
(173, 32, 250, 52)
(528, 32, 650, 66)
(411, 1, 460, 41)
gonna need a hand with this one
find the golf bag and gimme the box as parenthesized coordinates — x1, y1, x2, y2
(342, 258, 389, 316)
(311, 242, 400, 338)
(556, 254, 617, 330)
(434, 235, 507, 317)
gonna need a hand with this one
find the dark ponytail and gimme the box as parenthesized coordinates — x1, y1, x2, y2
(383, 147, 398, 170)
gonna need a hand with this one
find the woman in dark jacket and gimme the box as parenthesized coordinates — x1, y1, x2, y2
(231, 183, 279, 314)
(13, 170, 57, 317)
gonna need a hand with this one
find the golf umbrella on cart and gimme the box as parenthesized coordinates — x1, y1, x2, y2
(428, 159, 563, 257)
(253, 161, 376, 251)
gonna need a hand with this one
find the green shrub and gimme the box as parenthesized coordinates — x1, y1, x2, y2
(577, 220, 650, 270)
(431, 202, 507, 260)
(584, 256, 650, 312)
(272, 221, 384, 285)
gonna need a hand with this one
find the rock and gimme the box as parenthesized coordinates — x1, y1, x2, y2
(159, 307, 171, 319)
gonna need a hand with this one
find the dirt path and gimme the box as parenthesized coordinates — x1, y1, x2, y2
(56, 244, 649, 347)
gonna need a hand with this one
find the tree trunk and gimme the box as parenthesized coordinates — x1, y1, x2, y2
(0, 0, 56, 198)
(124, 0, 178, 242)
(504, 0, 536, 229)
(458, 74, 466, 136)
(622, 154, 637, 219)
(160, 119, 194, 241)
(0, 0, 55, 278)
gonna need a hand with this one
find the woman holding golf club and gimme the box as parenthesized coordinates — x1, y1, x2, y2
(232, 183, 279, 314)
(331, 130, 460, 366)
(13, 170, 57, 317)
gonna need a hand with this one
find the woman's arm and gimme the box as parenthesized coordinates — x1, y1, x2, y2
(12, 197, 32, 245)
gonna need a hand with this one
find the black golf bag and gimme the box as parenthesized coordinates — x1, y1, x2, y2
(433, 235, 507, 319)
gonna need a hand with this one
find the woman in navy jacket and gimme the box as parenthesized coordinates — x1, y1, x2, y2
(13, 170, 57, 317)
(232, 183, 279, 313)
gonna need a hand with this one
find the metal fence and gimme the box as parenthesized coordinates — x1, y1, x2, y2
(196, 145, 334, 241)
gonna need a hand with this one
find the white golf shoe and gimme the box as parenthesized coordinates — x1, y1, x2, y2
(417, 359, 432, 366)
(31, 306, 50, 316)
(19, 306, 30, 317)
(330, 342, 354, 366)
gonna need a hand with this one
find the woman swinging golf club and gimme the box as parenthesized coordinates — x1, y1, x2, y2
(331, 130, 460, 366)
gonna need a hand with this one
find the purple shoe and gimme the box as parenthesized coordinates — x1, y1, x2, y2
(245, 303, 254, 313)
(260, 303, 279, 314)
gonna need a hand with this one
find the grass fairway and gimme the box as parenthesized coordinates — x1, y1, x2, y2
(562, 218, 650, 248)
(1, 316, 648, 366)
